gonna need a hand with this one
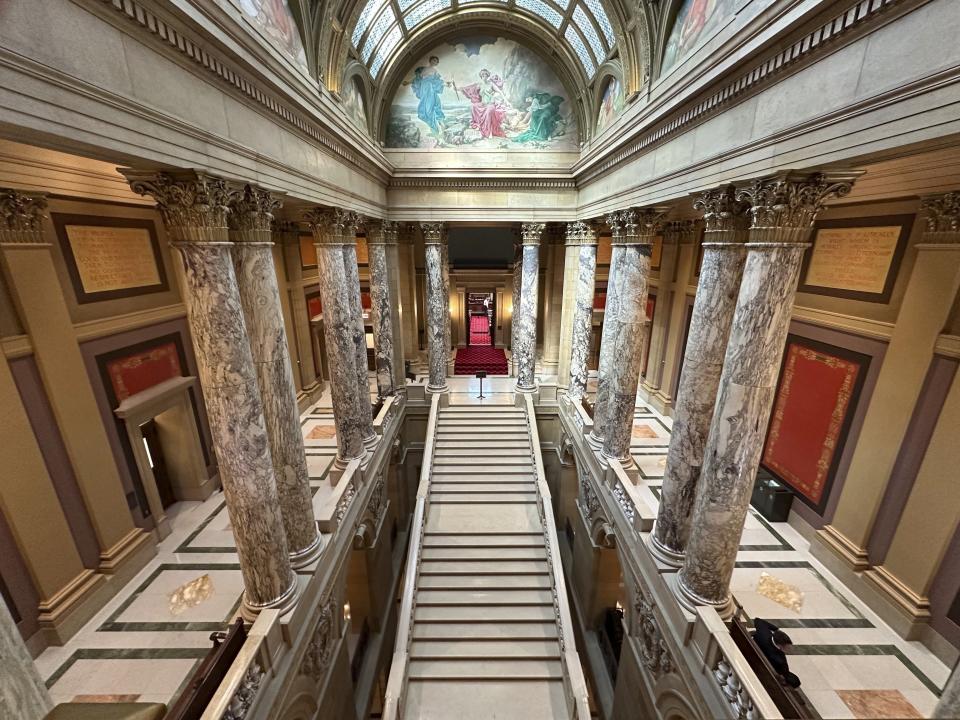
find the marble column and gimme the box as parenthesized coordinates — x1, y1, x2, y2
(510, 243, 522, 376)
(228, 185, 321, 569)
(0, 597, 51, 720)
(397, 226, 420, 365)
(650, 186, 750, 567)
(601, 208, 668, 465)
(557, 222, 585, 390)
(304, 209, 373, 463)
(588, 213, 626, 448)
(541, 226, 565, 374)
(339, 212, 376, 447)
(516, 222, 543, 393)
(676, 171, 859, 615)
(125, 170, 296, 618)
(934, 660, 960, 719)
(422, 222, 449, 393)
(567, 221, 598, 400)
(366, 220, 404, 397)
(441, 239, 453, 372)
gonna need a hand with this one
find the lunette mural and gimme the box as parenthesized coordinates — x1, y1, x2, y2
(596, 76, 624, 132)
(233, 0, 308, 69)
(662, 0, 735, 71)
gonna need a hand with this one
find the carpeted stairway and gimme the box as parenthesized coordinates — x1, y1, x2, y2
(469, 313, 491, 346)
(454, 346, 508, 375)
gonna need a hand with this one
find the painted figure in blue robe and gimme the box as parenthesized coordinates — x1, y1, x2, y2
(406, 56, 449, 138)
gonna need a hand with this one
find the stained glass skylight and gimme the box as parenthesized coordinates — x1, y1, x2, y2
(582, 0, 615, 47)
(370, 25, 403, 77)
(405, 0, 451, 30)
(352, 0, 389, 47)
(573, 5, 604, 62)
(565, 25, 596, 77)
(515, 0, 563, 29)
(361, 6, 396, 62)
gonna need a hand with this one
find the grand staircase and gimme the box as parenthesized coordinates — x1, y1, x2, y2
(384, 396, 590, 720)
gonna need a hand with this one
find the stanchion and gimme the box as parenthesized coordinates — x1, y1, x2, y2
(476, 370, 486, 399)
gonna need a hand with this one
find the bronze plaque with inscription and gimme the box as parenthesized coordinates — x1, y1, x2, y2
(799, 215, 914, 303)
(53, 214, 168, 304)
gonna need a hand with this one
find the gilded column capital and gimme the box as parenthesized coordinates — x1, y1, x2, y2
(920, 192, 960, 244)
(662, 219, 700, 246)
(272, 220, 301, 245)
(228, 184, 283, 243)
(735, 170, 861, 242)
(122, 170, 232, 243)
(420, 222, 446, 245)
(692, 184, 751, 243)
(303, 208, 360, 245)
(366, 219, 400, 246)
(0, 188, 48, 245)
(627, 207, 670, 245)
(521, 222, 545, 245)
(604, 211, 625, 245)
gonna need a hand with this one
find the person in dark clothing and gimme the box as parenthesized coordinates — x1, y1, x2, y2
(753, 618, 801, 688)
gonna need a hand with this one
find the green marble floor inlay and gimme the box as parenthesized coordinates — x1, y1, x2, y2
(45, 647, 210, 690)
(787, 644, 942, 696)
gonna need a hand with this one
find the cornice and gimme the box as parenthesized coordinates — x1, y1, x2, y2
(574, 0, 913, 186)
(91, 0, 392, 183)
(389, 178, 577, 190)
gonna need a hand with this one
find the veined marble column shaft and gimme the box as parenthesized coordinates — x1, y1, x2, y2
(589, 215, 626, 447)
(602, 209, 668, 464)
(305, 209, 367, 464)
(516, 223, 543, 393)
(677, 172, 859, 615)
(557, 224, 585, 389)
(934, 660, 960, 718)
(441, 240, 452, 369)
(423, 223, 449, 393)
(367, 220, 404, 396)
(229, 185, 321, 568)
(0, 596, 51, 719)
(651, 188, 749, 567)
(567, 221, 598, 400)
(339, 212, 376, 446)
(511, 244, 522, 376)
(125, 171, 296, 617)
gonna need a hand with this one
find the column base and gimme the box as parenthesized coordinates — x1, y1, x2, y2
(515, 382, 537, 394)
(675, 572, 733, 620)
(816, 524, 871, 571)
(600, 449, 633, 470)
(36, 569, 108, 647)
(587, 431, 604, 452)
(363, 432, 379, 451)
(334, 451, 365, 471)
(426, 382, 449, 394)
(289, 531, 325, 570)
(240, 571, 300, 623)
(96, 528, 155, 576)
(647, 533, 686, 569)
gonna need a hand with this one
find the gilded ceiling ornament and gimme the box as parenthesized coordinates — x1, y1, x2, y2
(0, 189, 47, 243)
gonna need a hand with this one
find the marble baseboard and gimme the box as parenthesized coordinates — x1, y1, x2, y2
(814, 525, 871, 571)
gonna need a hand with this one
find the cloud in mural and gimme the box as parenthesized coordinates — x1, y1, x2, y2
(385, 36, 578, 151)
(233, 0, 308, 69)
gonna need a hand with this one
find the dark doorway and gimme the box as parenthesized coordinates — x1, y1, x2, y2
(140, 419, 176, 508)
(467, 292, 493, 346)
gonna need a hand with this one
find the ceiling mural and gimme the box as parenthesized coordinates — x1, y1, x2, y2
(596, 76, 624, 133)
(662, 0, 735, 72)
(343, 77, 368, 130)
(385, 36, 578, 151)
(232, 0, 308, 69)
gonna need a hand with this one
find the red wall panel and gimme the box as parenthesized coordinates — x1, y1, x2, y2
(105, 341, 182, 402)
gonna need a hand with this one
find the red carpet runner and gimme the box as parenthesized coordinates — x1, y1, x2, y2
(454, 346, 508, 375)
(469, 314, 491, 346)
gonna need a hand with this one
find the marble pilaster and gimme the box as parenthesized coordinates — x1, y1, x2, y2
(677, 171, 859, 615)
(516, 222, 543, 393)
(422, 222, 449, 393)
(229, 185, 321, 568)
(650, 187, 750, 567)
(304, 209, 368, 465)
(0, 597, 51, 720)
(601, 208, 668, 464)
(126, 171, 296, 618)
(567, 221, 598, 400)
(366, 220, 404, 397)
(541, 226, 565, 374)
(588, 214, 626, 448)
(339, 211, 376, 447)
(397, 226, 420, 364)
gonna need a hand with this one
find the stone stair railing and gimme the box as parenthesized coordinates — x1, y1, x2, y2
(382, 391, 442, 720)
(521, 393, 592, 720)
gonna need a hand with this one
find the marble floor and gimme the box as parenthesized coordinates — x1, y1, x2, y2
(629, 394, 951, 719)
(33, 371, 951, 717)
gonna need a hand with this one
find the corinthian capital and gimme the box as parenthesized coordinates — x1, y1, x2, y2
(228, 184, 283, 240)
(521, 222, 545, 245)
(736, 171, 861, 237)
(628, 207, 670, 244)
(920, 192, 960, 243)
(0, 189, 48, 245)
(420, 222, 445, 244)
(604, 212, 624, 243)
(366, 219, 400, 245)
(303, 207, 359, 244)
(663, 219, 700, 246)
(122, 170, 232, 242)
(692, 185, 751, 242)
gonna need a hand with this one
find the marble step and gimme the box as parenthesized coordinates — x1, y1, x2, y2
(420, 559, 548, 575)
(416, 575, 553, 590)
(416, 589, 554, 605)
(434, 432, 530, 440)
(429, 497, 537, 504)
(439, 420, 528, 428)
(414, 604, 557, 622)
(420, 547, 546, 561)
(402, 679, 568, 720)
(441, 408, 526, 415)
(433, 440, 531, 449)
(429, 481, 536, 490)
(428, 466, 533, 476)
(410, 639, 560, 659)
(432, 457, 533, 466)
(422, 532, 544, 546)
(407, 658, 563, 679)
(433, 447, 531, 456)
(425, 504, 540, 533)
(412, 622, 558, 640)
